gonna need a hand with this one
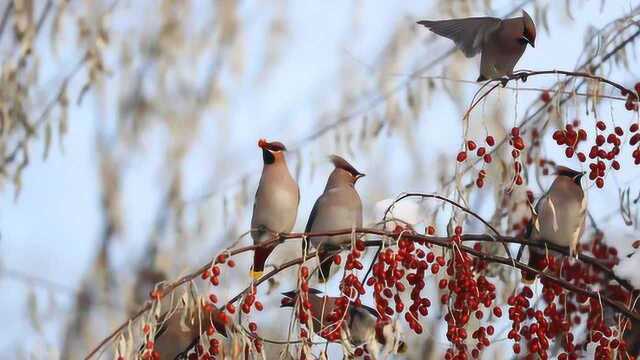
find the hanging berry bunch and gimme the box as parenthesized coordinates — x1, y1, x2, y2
(509, 127, 526, 186)
(456, 136, 496, 188)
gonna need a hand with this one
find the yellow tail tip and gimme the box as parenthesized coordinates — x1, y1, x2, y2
(251, 271, 263, 281)
(397, 341, 407, 353)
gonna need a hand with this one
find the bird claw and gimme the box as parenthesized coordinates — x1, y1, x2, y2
(500, 77, 509, 87)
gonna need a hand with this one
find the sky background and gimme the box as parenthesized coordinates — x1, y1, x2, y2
(1, 0, 639, 358)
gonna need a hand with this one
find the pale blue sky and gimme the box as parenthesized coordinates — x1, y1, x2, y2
(1, 0, 639, 357)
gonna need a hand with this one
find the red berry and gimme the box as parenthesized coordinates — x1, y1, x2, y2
(467, 140, 477, 150)
(615, 126, 624, 136)
(541, 91, 551, 103)
(596, 178, 604, 188)
(612, 160, 620, 170)
(511, 127, 520, 137)
(493, 307, 502, 317)
(565, 147, 574, 158)
(457, 151, 467, 162)
(483, 154, 492, 163)
(486, 136, 495, 146)
(596, 121, 606, 131)
(226, 303, 236, 313)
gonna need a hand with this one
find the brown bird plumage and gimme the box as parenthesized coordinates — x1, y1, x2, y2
(303, 155, 364, 282)
(152, 304, 228, 360)
(417, 10, 536, 81)
(250, 139, 300, 280)
(522, 166, 587, 282)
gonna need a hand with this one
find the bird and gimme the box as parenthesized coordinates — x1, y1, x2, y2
(417, 10, 536, 81)
(151, 302, 228, 360)
(280, 288, 406, 354)
(250, 139, 300, 280)
(522, 166, 587, 283)
(303, 155, 364, 282)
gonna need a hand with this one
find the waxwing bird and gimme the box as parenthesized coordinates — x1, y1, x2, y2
(146, 300, 228, 360)
(417, 10, 536, 81)
(280, 289, 406, 354)
(250, 139, 300, 280)
(303, 155, 364, 282)
(522, 166, 587, 283)
(139, 297, 227, 360)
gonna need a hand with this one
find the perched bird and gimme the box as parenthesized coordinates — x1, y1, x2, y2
(304, 155, 364, 282)
(250, 139, 300, 280)
(522, 166, 587, 282)
(280, 288, 406, 353)
(417, 10, 536, 81)
(152, 303, 228, 360)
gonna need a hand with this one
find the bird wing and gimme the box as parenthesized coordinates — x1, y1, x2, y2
(534, 193, 559, 237)
(417, 17, 502, 57)
(358, 303, 380, 319)
(303, 196, 322, 254)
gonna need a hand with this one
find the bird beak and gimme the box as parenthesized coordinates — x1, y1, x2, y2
(355, 173, 366, 180)
(521, 36, 535, 48)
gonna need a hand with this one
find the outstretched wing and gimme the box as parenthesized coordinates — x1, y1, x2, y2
(417, 17, 502, 57)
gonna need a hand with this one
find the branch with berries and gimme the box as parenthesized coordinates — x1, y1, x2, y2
(86, 223, 640, 359)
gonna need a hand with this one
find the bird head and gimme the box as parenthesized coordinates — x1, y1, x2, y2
(555, 165, 585, 185)
(258, 138, 287, 164)
(520, 10, 536, 48)
(330, 155, 365, 183)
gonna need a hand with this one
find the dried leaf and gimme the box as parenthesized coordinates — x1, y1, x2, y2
(27, 288, 41, 333)
(43, 121, 51, 160)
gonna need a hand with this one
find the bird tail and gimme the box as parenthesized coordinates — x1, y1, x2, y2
(251, 245, 274, 281)
(522, 250, 546, 284)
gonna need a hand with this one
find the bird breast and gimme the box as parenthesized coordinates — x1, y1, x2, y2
(251, 171, 299, 237)
(309, 186, 363, 248)
(535, 182, 586, 249)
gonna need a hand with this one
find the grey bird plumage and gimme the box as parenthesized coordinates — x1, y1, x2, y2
(523, 166, 587, 282)
(304, 155, 364, 282)
(250, 139, 300, 280)
(417, 10, 536, 81)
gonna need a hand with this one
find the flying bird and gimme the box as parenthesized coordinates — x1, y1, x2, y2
(417, 10, 536, 81)
(522, 166, 587, 282)
(250, 139, 300, 280)
(281, 288, 406, 354)
(303, 155, 364, 282)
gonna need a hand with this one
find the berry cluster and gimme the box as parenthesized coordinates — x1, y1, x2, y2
(456, 136, 495, 188)
(551, 121, 588, 161)
(509, 127, 526, 186)
(586, 121, 623, 188)
(442, 230, 497, 359)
